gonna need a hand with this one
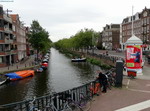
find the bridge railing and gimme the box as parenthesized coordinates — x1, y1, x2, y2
(0, 80, 96, 111)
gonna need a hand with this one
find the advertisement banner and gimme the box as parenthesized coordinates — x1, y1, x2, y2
(126, 45, 142, 69)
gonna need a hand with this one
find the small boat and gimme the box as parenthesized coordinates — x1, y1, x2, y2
(36, 67, 43, 72)
(5, 70, 35, 81)
(71, 58, 86, 62)
(42, 59, 49, 63)
(0, 78, 9, 85)
(41, 62, 48, 70)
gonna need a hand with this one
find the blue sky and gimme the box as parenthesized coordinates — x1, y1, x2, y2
(1, 0, 150, 42)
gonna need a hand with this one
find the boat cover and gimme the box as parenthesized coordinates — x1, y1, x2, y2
(5, 72, 22, 79)
(5, 70, 34, 80)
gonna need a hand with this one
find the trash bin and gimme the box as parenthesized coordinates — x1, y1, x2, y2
(115, 60, 123, 87)
(127, 69, 137, 77)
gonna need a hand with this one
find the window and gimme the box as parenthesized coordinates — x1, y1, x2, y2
(147, 18, 149, 24)
(0, 57, 2, 63)
(0, 32, 2, 39)
(147, 26, 149, 33)
(0, 45, 3, 51)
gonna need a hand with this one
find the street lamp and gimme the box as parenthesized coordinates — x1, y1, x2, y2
(92, 33, 94, 55)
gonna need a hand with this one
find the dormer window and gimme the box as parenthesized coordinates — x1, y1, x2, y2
(143, 11, 147, 17)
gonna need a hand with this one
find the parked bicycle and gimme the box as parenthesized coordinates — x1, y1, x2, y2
(58, 91, 92, 111)
(105, 69, 116, 89)
(89, 81, 101, 96)
(40, 96, 58, 111)
(29, 96, 40, 111)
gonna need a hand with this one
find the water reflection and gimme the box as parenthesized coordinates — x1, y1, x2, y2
(0, 48, 102, 105)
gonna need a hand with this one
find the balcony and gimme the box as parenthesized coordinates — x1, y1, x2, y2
(4, 37, 13, 44)
(0, 49, 17, 56)
(4, 26, 13, 33)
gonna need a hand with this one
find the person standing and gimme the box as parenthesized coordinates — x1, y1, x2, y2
(98, 71, 108, 93)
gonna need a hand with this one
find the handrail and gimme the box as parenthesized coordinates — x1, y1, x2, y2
(0, 80, 97, 111)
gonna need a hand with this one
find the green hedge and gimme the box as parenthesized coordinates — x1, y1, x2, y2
(58, 49, 112, 70)
(87, 58, 112, 69)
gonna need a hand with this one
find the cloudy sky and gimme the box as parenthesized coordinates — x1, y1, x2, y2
(1, 0, 150, 42)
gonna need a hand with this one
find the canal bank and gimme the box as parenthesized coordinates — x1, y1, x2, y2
(0, 48, 150, 110)
(0, 55, 38, 74)
(0, 48, 102, 105)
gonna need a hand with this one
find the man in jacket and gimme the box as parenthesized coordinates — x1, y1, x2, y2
(98, 71, 108, 93)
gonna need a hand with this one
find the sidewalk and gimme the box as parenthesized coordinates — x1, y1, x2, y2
(0, 56, 36, 74)
(85, 75, 150, 111)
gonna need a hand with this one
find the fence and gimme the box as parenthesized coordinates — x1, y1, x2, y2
(75, 50, 124, 67)
(0, 80, 98, 111)
(0, 57, 39, 74)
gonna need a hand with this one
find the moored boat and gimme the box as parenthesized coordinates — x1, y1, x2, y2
(36, 67, 43, 72)
(5, 70, 35, 81)
(71, 58, 86, 62)
(41, 62, 48, 70)
(0, 78, 9, 85)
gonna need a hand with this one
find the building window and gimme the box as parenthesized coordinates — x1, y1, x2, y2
(0, 32, 2, 39)
(147, 18, 149, 24)
(144, 18, 147, 24)
(147, 25, 149, 32)
(0, 57, 3, 63)
(141, 20, 143, 25)
(0, 44, 3, 51)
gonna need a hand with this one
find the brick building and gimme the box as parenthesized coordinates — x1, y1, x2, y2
(0, 5, 17, 67)
(10, 14, 27, 61)
(121, 7, 150, 50)
(102, 24, 120, 50)
(0, 5, 29, 67)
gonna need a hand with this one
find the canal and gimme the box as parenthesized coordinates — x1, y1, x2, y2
(0, 48, 102, 105)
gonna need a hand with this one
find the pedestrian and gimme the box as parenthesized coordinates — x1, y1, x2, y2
(97, 71, 108, 93)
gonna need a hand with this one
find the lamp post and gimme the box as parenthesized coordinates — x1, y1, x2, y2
(92, 33, 95, 55)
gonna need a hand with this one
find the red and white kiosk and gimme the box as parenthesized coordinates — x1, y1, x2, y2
(125, 34, 143, 77)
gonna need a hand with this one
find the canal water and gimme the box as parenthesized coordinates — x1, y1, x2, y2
(0, 48, 102, 105)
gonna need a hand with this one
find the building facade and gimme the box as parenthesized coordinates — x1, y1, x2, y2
(0, 5, 29, 67)
(102, 24, 120, 50)
(10, 14, 27, 61)
(0, 5, 17, 67)
(121, 7, 150, 50)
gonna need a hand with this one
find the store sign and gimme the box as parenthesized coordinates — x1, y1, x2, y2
(126, 45, 142, 69)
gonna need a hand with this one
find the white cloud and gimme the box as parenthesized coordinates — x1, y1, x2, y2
(1, 0, 150, 42)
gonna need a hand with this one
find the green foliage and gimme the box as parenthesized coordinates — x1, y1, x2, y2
(28, 20, 52, 54)
(54, 28, 100, 50)
(87, 58, 112, 69)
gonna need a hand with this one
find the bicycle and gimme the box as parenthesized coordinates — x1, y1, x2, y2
(105, 71, 116, 90)
(89, 81, 101, 96)
(29, 96, 40, 111)
(38, 96, 58, 111)
(78, 90, 94, 111)
(59, 92, 83, 111)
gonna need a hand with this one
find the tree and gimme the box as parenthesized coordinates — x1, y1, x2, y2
(28, 20, 52, 60)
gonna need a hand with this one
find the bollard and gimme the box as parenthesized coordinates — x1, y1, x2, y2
(8, 66, 9, 70)
(17, 65, 18, 69)
(25, 64, 26, 67)
(115, 60, 123, 87)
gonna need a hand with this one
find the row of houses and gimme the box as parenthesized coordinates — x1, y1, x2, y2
(1, 5, 150, 67)
(101, 7, 150, 50)
(0, 5, 32, 67)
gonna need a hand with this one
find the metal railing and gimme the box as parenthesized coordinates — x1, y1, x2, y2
(0, 80, 97, 111)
